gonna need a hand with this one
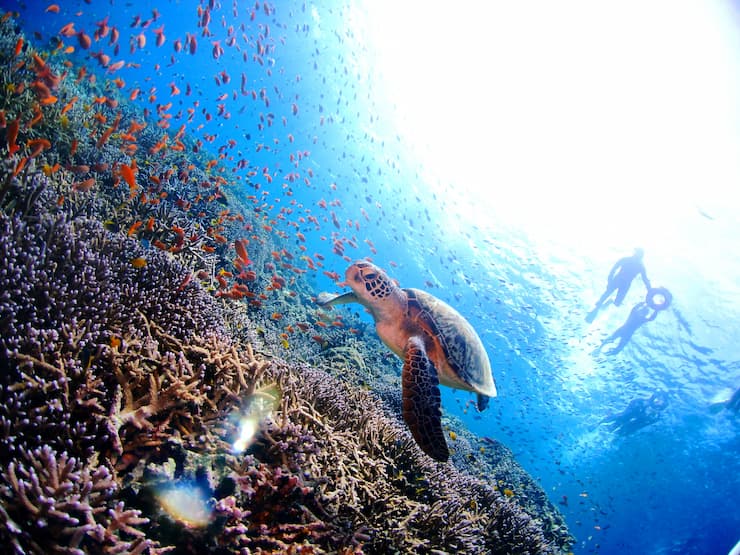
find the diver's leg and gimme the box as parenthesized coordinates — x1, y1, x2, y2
(608, 335, 628, 355)
(587, 285, 616, 322)
(614, 285, 628, 307)
(595, 283, 617, 307)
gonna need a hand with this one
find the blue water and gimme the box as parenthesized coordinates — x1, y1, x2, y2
(6, 1, 740, 553)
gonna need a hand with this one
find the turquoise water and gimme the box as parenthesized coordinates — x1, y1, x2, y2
(5, 1, 740, 553)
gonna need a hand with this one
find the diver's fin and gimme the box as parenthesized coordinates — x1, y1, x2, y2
(402, 336, 448, 462)
(476, 393, 489, 411)
(315, 291, 357, 307)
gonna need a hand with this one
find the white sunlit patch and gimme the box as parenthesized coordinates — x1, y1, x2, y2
(230, 384, 281, 454)
(232, 417, 259, 454)
(356, 0, 740, 259)
(155, 483, 211, 528)
(709, 387, 735, 407)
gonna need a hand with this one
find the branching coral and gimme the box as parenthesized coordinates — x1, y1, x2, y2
(0, 445, 153, 555)
(249, 360, 563, 553)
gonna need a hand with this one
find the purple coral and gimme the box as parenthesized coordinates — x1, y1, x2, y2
(0, 166, 232, 551)
(0, 444, 152, 554)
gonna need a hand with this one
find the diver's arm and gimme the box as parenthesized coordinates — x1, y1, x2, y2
(640, 267, 651, 289)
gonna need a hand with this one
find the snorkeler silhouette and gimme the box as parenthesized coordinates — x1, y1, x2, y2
(601, 391, 669, 435)
(587, 248, 651, 323)
(596, 301, 657, 355)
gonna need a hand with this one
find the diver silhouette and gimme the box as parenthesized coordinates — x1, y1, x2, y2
(601, 391, 669, 435)
(596, 301, 657, 355)
(587, 248, 651, 323)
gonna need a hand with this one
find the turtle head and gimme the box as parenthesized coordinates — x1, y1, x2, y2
(345, 260, 397, 307)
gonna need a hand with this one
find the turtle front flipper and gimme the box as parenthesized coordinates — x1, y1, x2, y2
(402, 336, 449, 462)
(316, 291, 358, 307)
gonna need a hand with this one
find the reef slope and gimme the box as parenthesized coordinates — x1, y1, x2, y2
(0, 18, 571, 554)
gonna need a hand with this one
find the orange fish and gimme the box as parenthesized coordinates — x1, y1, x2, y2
(26, 138, 51, 158)
(119, 163, 136, 189)
(177, 273, 192, 292)
(77, 31, 92, 50)
(12, 157, 28, 177)
(61, 96, 78, 114)
(235, 238, 251, 265)
(43, 163, 61, 176)
(6, 118, 20, 155)
(107, 60, 125, 73)
(59, 23, 76, 38)
(96, 112, 121, 148)
(153, 26, 166, 47)
(45, 4, 60, 13)
(127, 221, 143, 237)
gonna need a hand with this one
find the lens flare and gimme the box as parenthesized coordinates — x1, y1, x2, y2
(230, 384, 281, 453)
(155, 483, 211, 527)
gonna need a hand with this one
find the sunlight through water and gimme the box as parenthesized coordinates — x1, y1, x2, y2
(356, 0, 740, 260)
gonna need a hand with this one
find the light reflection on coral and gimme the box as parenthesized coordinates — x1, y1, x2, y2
(231, 384, 281, 453)
(155, 484, 211, 527)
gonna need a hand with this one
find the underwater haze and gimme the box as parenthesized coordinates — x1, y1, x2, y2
(2, 0, 740, 553)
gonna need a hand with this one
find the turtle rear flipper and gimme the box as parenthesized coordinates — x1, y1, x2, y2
(402, 336, 449, 462)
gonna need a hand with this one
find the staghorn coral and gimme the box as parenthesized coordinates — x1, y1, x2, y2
(255, 360, 562, 553)
(103, 342, 570, 554)
(0, 445, 153, 555)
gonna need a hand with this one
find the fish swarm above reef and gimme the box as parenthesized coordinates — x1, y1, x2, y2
(0, 18, 571, 555)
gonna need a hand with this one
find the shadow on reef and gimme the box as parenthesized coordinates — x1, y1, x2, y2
(0, 17, 572, 554)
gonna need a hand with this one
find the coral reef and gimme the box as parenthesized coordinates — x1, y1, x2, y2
(0, 17, 572, 554)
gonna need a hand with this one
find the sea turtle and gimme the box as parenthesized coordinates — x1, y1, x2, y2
(316, 260, 497, 461)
